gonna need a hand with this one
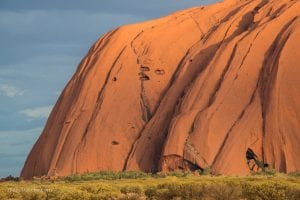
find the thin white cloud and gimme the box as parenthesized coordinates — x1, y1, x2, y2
(19, 106, 53, 121)
(0, 127, 43, 177)
(0, 127, 43, 138)
(0, 84, 25, 98)
(54, 90, 61, 96)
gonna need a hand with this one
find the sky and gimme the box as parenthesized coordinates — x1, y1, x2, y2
(0, 0, 218, 177)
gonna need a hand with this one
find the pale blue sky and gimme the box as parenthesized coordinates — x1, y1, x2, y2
(0, 0, 218, 177)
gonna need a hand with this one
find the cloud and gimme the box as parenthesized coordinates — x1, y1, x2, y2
(54, 90, 61, 96)
(0, 0, 214, 18)
(19, 106, 53, 121)
(0, 127, 42, 177)
(0, 10, 147, 68)
(0, 84, 25, 98)
(0, 127, 42, 138)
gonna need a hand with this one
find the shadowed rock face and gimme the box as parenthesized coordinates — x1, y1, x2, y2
(21, 0, 300, 179)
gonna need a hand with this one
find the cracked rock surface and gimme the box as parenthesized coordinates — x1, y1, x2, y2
(22, 0, 300, 179)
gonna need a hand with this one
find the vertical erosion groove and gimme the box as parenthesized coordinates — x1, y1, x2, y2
(259, 17, 298, 164)
(71, 46, 127, 174)
(46, 29, 122, 176)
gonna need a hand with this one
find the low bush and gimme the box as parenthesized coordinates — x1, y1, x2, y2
(207, 182, 241, 200)
(288, 172, 300, 177)
(241, 182, 296, 200)
(251, 169, 276, 176)
(20, 189, 46, 200)
(144, 183, 206, 199)
(0, 175, 19, 182)
(120, 185, 143, 195)
(117, 193, 145, 200)
(286, 186, 300, 200)
(64, 171, 149, 181)
(201, 167, 212, 176)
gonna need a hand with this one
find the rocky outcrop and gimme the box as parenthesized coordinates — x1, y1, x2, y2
(21, 0, 300, 179)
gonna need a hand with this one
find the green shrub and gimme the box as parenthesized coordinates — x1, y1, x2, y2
(64, 171, 149, 181)
(1, 175, 19, 182)
(207, 182, 241, 200)
(288, 172, 300, 177)
(152, 172, 167, 178)
(251, 169, 276, 176)
(117, 193, 145, 200)
(120, 185, 143, 195)
(152, 188, 170, 199)
(20, 189, 46, 200)
(1, 188, 22, 200)
(59, 189, 91, 200)
(145, 186, 173, 199)
(175, 183, 206, 199)
(201, 167, 212, 176)
(144, 187, 157, 199)
(286, 186, 300, 200)
(165, 171, 190, 177)
(145, 183, 206, 199)
(79, 184, 115, 195)
(241, 182, 290, 200)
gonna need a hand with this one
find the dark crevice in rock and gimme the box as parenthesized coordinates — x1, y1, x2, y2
(112, 141, 120, 145)
(246, 148, 269, 172)
(161, 155, 203, 172)
(130, 31, 152, 123)
(155, 69, 165, 75)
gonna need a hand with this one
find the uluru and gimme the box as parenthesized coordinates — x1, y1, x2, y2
(21, 0, 300, 179)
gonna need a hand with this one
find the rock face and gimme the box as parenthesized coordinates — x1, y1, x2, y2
(21, 0, 300, 179)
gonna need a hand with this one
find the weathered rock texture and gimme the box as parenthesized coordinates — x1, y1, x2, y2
(21, 0, 300, 179)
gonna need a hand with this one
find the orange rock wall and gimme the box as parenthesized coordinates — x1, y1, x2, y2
(21, 0, 300, 178)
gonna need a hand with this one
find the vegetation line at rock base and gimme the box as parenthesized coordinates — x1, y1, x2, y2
(0, 171, 300, 200)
